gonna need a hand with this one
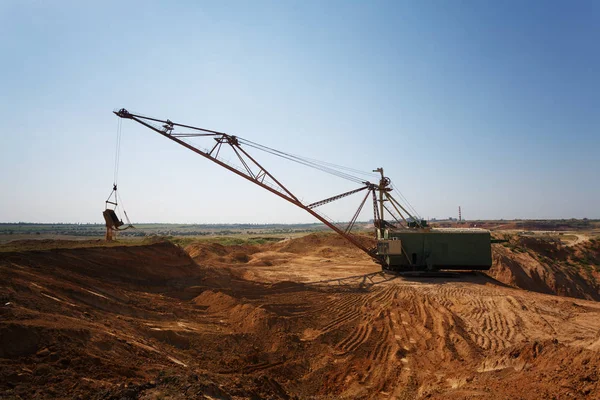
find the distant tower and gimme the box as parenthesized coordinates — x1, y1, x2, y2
(458, 206, 462, 223)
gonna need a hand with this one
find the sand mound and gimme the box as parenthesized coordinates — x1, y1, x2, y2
(0, 241, 203, 287)
(272, 232, 373, 252)
(268, 232, 375, 258)
(192, 290, 238, 311)
(0, 239, 111, 252)
(185, 242, 260, 265)
(184, 233, 375, 268)
(192, 290, 273, 332)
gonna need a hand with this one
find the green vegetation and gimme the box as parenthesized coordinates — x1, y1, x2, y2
(0, 222, 350, 252)
(159, 235, 285, 248)
(0, 222, 337, 243)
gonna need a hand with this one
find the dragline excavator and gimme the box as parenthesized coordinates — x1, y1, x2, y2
(108, 108, 494, 272)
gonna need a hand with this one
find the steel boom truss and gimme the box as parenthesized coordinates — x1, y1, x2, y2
(114, 108, 421, 264)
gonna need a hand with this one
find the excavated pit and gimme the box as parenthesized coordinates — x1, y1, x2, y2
(1, 235, 599, 399)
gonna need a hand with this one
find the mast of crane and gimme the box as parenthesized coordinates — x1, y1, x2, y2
(373, 168, 386, 238)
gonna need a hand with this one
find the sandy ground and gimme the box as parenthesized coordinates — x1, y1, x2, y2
(1, 235, 599, 399)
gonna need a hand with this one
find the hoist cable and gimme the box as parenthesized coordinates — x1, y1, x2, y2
(113, 118, 123, 186)
(239, 140, 366, 184)
(240, 140, 362, 182)
(391, 182, 421, 220)
(239, 138, 378, 178)
(107, 116, 134, 229)
(238, 138, 376, 178)
(241, 143, 363, 183)
(117, 191, 134, 227)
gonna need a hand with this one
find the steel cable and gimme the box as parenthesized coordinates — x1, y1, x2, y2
(239, 138, 378, 178)
(239, 140, 366, 184)
(113, 118, 123, 185)
(391, 182, 421, 220)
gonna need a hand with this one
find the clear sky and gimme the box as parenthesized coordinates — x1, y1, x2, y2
(1, 0, 598, 223)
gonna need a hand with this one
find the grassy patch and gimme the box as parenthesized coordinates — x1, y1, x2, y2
(157, 235, 286, 248)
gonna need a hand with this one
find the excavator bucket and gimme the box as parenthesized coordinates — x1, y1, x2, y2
(103, 209, 124, 229)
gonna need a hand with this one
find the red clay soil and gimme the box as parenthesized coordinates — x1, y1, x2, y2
(1, 235, 599, 399)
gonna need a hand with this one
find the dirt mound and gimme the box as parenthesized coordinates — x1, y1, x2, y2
(192, 290, 275, 333)
(268, 232, 375, 257)
(0, 238, 116, 252)
(274, 232, 375, 253)
(490, 237, 600, 301)
(184, 233, 376, 277)
(185, 241, 260, 265)
(186, 233, 375, 264)
(0, 241, 207, 288)
(192, 289, 239, 311)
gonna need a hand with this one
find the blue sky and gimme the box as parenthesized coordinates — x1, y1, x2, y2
(1, 0, 598, 223)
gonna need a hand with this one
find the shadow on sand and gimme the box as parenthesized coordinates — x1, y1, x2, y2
(303, 270, 511, 292)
